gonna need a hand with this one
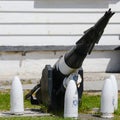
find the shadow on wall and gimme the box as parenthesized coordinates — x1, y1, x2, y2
(106, 47, 120, 73)
(84, 47, 120, 73)
(34, 0, 120, 9)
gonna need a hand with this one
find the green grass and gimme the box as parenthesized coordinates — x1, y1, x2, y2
(0, 116, 71, 120)
(79, 93, 101, 113)
(0, 90, 43, 111)
(0, 91, 10, 111)
(80, 93, 120, 116)
(0, 91, 120, 120)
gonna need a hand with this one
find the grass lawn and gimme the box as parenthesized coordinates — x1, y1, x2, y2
(0, 90, 120, 120)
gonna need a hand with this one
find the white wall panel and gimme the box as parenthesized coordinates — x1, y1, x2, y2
(0, 0, 120, 81)
(0, 24, 119, 35)
(0, 50, 120, 81)
(0, 1, 34, 12)
(0, 13, 119, 24)
(0, 0, 119, 12)
(0, 0, 119, 47)
(0, 36, 119, 46)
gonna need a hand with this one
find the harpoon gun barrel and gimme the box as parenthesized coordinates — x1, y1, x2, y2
(76, 8, 115, 54)
(25, 9, 115, 111)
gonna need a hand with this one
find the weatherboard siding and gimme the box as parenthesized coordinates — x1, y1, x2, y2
(0, 0, 120, 46)
(0, 0, 120, 81)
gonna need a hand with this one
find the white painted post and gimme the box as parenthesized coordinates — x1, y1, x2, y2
(100, 78, 114, 118)
(64, 80, 78, 118)
(10, 76, 24, 115)
(109, 75, 118, 110)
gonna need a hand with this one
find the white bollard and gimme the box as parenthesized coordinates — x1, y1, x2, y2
(109, 75, 118, 110)
(64, 80, 78, 118)
(10, 76, 24, 115)
(100, 78, 114, 118)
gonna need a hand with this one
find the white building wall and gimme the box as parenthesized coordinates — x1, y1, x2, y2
(0, 0, 120, 81)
